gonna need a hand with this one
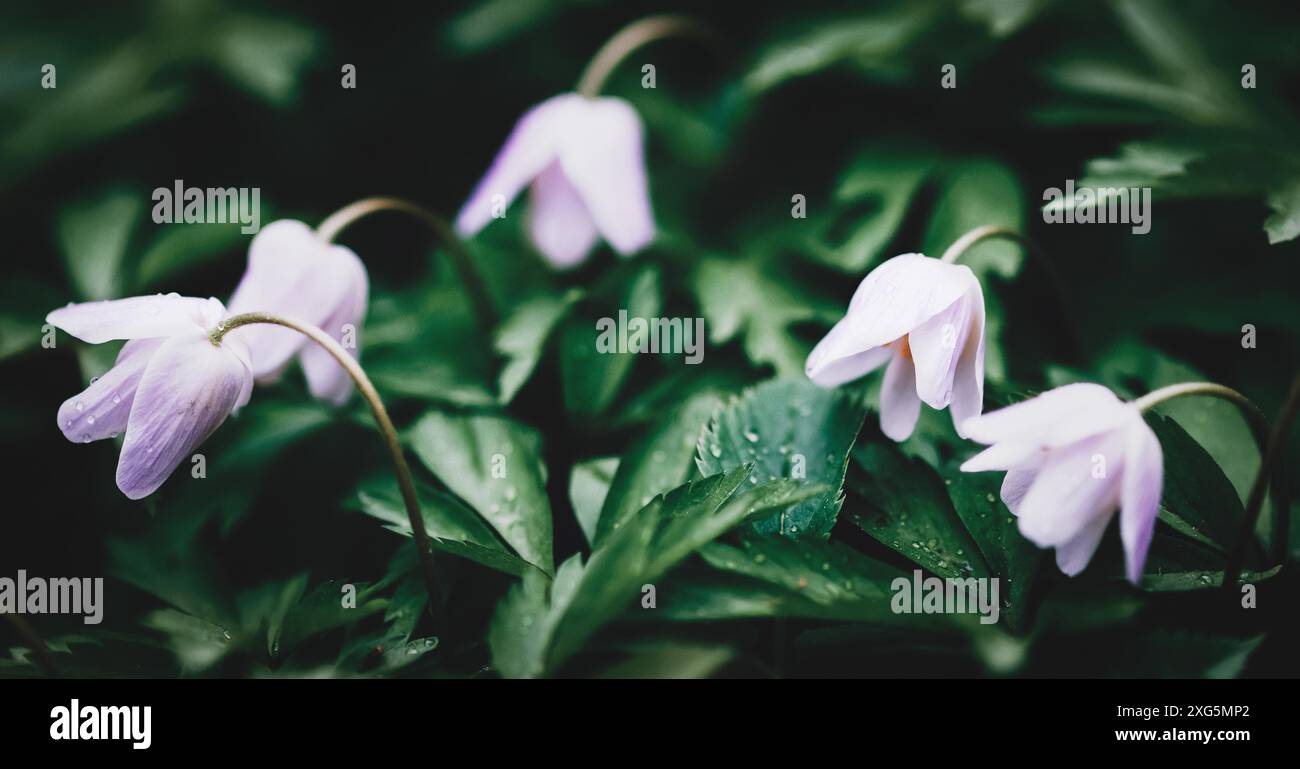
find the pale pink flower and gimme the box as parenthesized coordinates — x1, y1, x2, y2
(805, 253, 986, 441)
(226, 220, 368, 405)
(960, 383, 1164, 583)
(455, 93, 655, 268)
(47, 295, 253, 499)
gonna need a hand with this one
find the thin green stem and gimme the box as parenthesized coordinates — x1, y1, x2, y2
(576, 14, 710, 98)
(1132, 382, 1285, 590)
(316, 197, 496, 333)
(940, 225, 1028, 264)
(212, 312, 439, 609)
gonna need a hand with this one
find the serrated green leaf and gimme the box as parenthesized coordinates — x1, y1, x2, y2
(849, 442, 993, 580)
(595, 389, 724, 546)
(697, 378, 864, 538)
(409, 410, 553, 574)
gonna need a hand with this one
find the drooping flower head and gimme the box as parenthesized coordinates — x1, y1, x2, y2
(226, 220, 368, 405)
(806, 253, 986, 441)
(455, 93, 655, 268)
(959, 383, 1164, 583)
(47, 294, 254, 499)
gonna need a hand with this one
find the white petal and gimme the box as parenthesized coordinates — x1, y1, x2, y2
(1000, 465, 1040, 515)
(908, 290, 975, 409)
(961, 383, 1125, 446)
(809, 254, 977, 374)
(226, 220, 364, 380)
(557, 96, 655, 255)
(299, 249, 368, 405)
(1054, 510, 1112, 576)
(526, 161, 600, 268)
(1119, 417, 1164, 584)
(805, 316, 892, 387)
(115, 331, 252, 499)
(454, 93, 584, 238)
(57, 339, 163, 443)
(878, 351, 921, 441)
(1015, 431, 1125, 549)
(47, 295, 218, 344)
(947, 283, 986, 436)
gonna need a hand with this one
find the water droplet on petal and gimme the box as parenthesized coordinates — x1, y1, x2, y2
(86, 415, 95, 426)
(81, 433, 91, 443)
(75, 401, 84, 411)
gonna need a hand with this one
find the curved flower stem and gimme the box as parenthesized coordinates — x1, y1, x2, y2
(576, 14, 711, 98)
(1132, 382, 1286, 590)
(939, 225, 1028, 264)
(5, 614, 59, 677)
(316, 197, 497, 333)
(212, 312, 439, 612)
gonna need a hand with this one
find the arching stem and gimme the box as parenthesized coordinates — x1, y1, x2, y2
(576, 14, 710, 98)
(1133, 382, 1286, 590)
(316, 197, 496, 333)
(212, 312, 439, 611)
(940, 225, 1028, 264)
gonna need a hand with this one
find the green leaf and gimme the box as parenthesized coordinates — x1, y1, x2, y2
(203, 14, 319, 105)
(698, 535, 915, 623)
(561, 265, 661, 417)
(56, 188, 142, 300)
(409, 410, 553, 574)
(495, 291, 578, 403)
(548, 472, 826, 672)
(819, 144, 935, 272)
(595, 389, 725, 546)
(271, 579, 387, 658)
(350, 473, 533, 578)
(743, 3, 940, 94)
(1265, 178, 1300, 244)
(488, 554, 585, 679)
(691, 256, 830, 377)
(1145, 413, 1244, 553)
(569, 457, 618, 547)
(942, 467, 1042, 629)
(599, 643, 735, 679)
(696, 378, 865, 538)
(848, 442, 993, 580)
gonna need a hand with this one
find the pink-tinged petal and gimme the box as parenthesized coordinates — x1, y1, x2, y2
(299, 249, 368, 405)
(908, 290, 975, 409)
(454, 93, 584, 238)
(805, 317, 892, 387)
(961, 440, 1038, 473)
(879, 351, 920, 441)
(526, 161, 600, 267)
(557, 96, 655, 255)
(1015, 431, 1124, 549)
(57, 338, 163, 443)
(1119, 418, 1163, 584)
(1000, 465, 1039, 515)
(46, 294, 217, 344)
(226, 220, 363, 380)
(809, 255, 976, 372)
(115, 331, 251, 499)
(961, 383, 1124, 445)
(1054, 510, 1112, 576)
(947, 284, 986, 436)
